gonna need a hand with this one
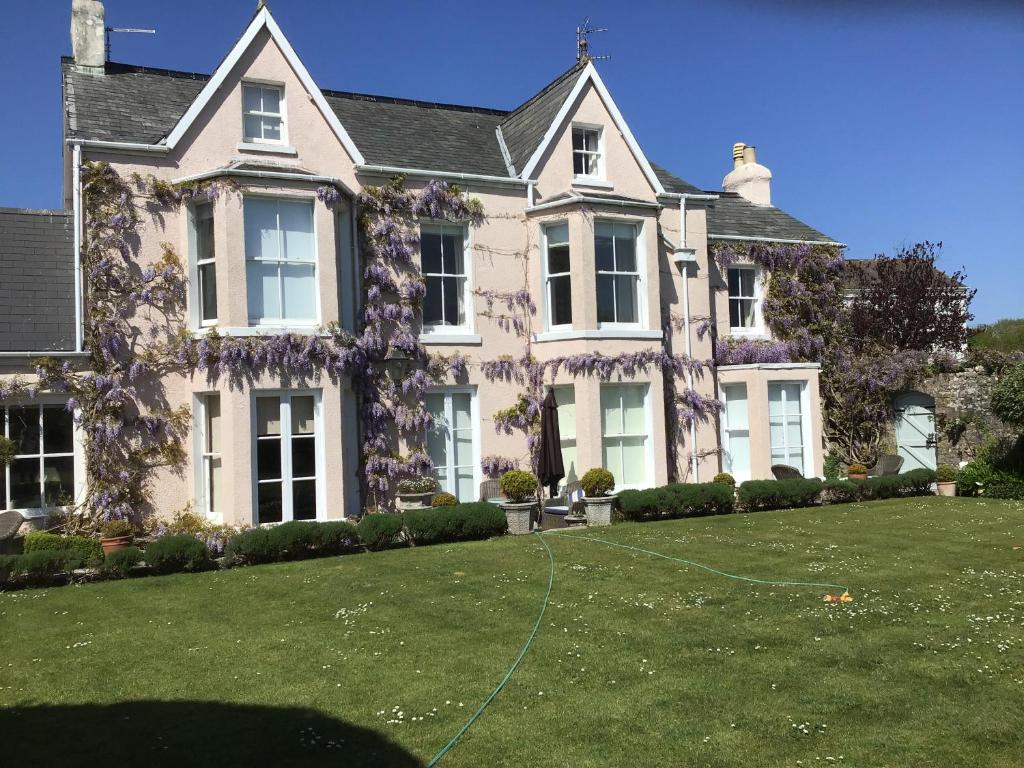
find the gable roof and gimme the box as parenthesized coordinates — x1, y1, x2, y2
(499, 62, 586, 176)
(706, 193, 837, 244)
(0, 208, 77, 352)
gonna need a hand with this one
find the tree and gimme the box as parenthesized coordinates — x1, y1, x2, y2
(991, 364, 1024, 434)
(847, 242, 976, 353)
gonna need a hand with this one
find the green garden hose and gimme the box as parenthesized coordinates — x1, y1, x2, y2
(427, 528, 850, 765)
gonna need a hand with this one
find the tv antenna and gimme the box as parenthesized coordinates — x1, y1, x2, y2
(105, 26, 156, 61)
(576, 18, 610, 63)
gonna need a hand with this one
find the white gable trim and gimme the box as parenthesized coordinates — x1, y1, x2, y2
(162, 7, 365, 165)
(518, 62, 665, 195)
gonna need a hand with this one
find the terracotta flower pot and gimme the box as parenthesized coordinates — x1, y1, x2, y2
(101, 535, 133, 556)
(848, 473, 867, 482)
(936, 481, 956, 497)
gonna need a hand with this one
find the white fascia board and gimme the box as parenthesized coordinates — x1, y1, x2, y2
(519, 62, 667, 196)
(495, 126, 516, 177)
(162, 8, 366, 165)
(716, 362, 822, 371)
(710, 234, 846, 247)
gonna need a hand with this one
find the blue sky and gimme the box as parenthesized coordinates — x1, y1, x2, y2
(2, 1, 1021, 323)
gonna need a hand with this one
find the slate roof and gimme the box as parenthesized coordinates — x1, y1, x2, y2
(498, 62, 586, 175)
(62, 57, 836, 244)
(0, 209, 77, 352)
(841, 258, 960, 289)
(706, 193, 835, 243)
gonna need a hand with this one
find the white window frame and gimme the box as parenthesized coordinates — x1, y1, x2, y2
(188, 201, 217, 328)
(727, 264, 763, 335)
(424, 386, 480, 502)
(241, 81, 287, 145)
(595, 219, 645, 329)
(718, 383, 752, 483)
(599, 382, 654, 491)
(552, 384, 577, 483)
(767, 380, 813, 476)
(420, 222, 473, 336)
(250, 390, 326, 525)
(194, 393, 223, 523)
(572, 123, 605, 181)
(541, 221, 572, 331)
(1, 400, 84, 515)
(243, 194, 320, 328)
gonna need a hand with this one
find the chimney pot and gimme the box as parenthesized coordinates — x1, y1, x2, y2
(71, 0, 105, 73)
(723, 141, 772, 207)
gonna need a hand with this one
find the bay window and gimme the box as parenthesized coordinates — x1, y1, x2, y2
(727, 265, 759, 331)
(193, 202, 217, 325)
(425, 389, 476, 501)
(544, 222, 572, 328)
(2, 404, 76, 510)
(197, 394, 223, 519)
(421, 224, 469, 330)
(255, 392, 320, 524)
(600, 384, 649, 488)
(595, 221, 639, 325)
(244, 197, 317, 325)
(768, 381, 807, 475)
(553, 385, 577, 480)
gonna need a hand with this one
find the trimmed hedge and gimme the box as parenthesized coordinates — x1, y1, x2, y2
(820, 479, 859, 505)
(738, 478, 823, 512)
(225, 521, 361, 565)
(8, 550, 84, 585)
(144, 534, 211, 574)
(23, 532, 103, 564)
(618, 482, 734, 522)
(357, 514, 404, 551)
(100, 546, 143, 579)
(403, 503, 506, 546)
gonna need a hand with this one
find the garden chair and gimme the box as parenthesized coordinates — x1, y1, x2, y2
(873, 454, 904, 476)
(771, 464, 804, 480)
(478, 478, 501, 502)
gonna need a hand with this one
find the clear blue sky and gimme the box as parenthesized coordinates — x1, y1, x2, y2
(2, 1, 1021, 324)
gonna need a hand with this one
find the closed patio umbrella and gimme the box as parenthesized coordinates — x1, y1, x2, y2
(537, 389, 565, 498)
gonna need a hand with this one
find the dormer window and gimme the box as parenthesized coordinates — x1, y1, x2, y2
(572, 125, 603, 179)
(242, 83, 285, 144)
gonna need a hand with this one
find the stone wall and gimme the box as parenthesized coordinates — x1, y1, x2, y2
(921, 366, 1010, 466)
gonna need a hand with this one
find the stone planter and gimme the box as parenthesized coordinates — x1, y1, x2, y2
(501, 501, 536, 535)
(397, 491, 434, 511)
(565, 514, 587, 528)
(582, 496, 614, 527)
(101, 535, 132, 556)
(936, 481, 956, 497)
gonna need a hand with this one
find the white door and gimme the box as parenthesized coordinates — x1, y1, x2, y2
(425, 389, 477, 502)
(720, 383, 751, 482)
(893, 392, 937, 471)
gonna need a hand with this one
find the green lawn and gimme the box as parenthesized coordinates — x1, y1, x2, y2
(1, 497, 1022, 767)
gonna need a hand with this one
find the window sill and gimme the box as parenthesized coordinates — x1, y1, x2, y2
(532, 329, 663, 343)
(237, 142, 298, 156)
(727, 329, 769, 339)
(572, 176, 613, 190)
(208, 325, 325, 337)
(420, 332, 482, 346)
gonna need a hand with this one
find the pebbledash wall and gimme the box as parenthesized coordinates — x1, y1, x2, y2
(0, 3, 835, 527)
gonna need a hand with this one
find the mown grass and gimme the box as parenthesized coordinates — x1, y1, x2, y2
(1, 496, 1022, 767)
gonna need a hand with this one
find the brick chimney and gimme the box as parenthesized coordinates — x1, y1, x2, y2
(723, 142, 772, 207)
(71, 0, 105, 73)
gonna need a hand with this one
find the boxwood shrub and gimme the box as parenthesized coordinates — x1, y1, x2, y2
(100, 546, 143, 579)
(12, 550, 84, 585)
(144, 534, 211, 574)
(23, 532, 103, 564)
(357, 514, 404, 551)
(820, 479, 859, 505)
(737, 478, 823, 512)
(403, 502, 506, 546)
(617, 482, 734, 522)
(225, 521, 363, 566)
(312, 521, 361, 555)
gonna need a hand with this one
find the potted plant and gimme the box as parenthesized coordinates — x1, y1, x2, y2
(100, 519, 134, 556)
(935, 464, 958, 496)
(847, 463, 868, 482)
(396, 477, 438, 510)
(499, 470, 538, 535)
(712, 472, 736, 492)
(580, 468, 616, 526)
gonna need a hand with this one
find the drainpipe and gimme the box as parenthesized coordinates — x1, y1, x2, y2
(673, 198, 699, 481)
(72, 143, 84, 353)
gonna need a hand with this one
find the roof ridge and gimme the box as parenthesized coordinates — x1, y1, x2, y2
(501, 61, 587, 124)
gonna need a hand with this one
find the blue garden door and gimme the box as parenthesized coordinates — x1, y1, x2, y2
(893, 392, 937, 472)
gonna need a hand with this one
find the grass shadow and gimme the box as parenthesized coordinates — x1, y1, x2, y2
(0, 700, 423, 767)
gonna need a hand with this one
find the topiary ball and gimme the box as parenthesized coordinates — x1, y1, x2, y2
(499, 470, 538, 504)
(712, 472, 736, 487)
(581, 467, 615, 497)
(431, 492, 458, 507)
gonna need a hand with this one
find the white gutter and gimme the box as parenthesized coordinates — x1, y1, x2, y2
(355, 164, 528, 187)
(527, 181, 535, 208)
(171, 168, 356, 198)
(659, 191, 719, 202)
(67, 138, 170, 155)
(0, 351, 90, 358)
(674, 198, 699, 481)
(526, 194, 661, 214)
(72, 143, 84, 353)
(710, 233, 846, 247)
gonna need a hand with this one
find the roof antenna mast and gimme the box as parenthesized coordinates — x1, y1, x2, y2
(105, 26, 156, 62)
(576, 18, 610, 64)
